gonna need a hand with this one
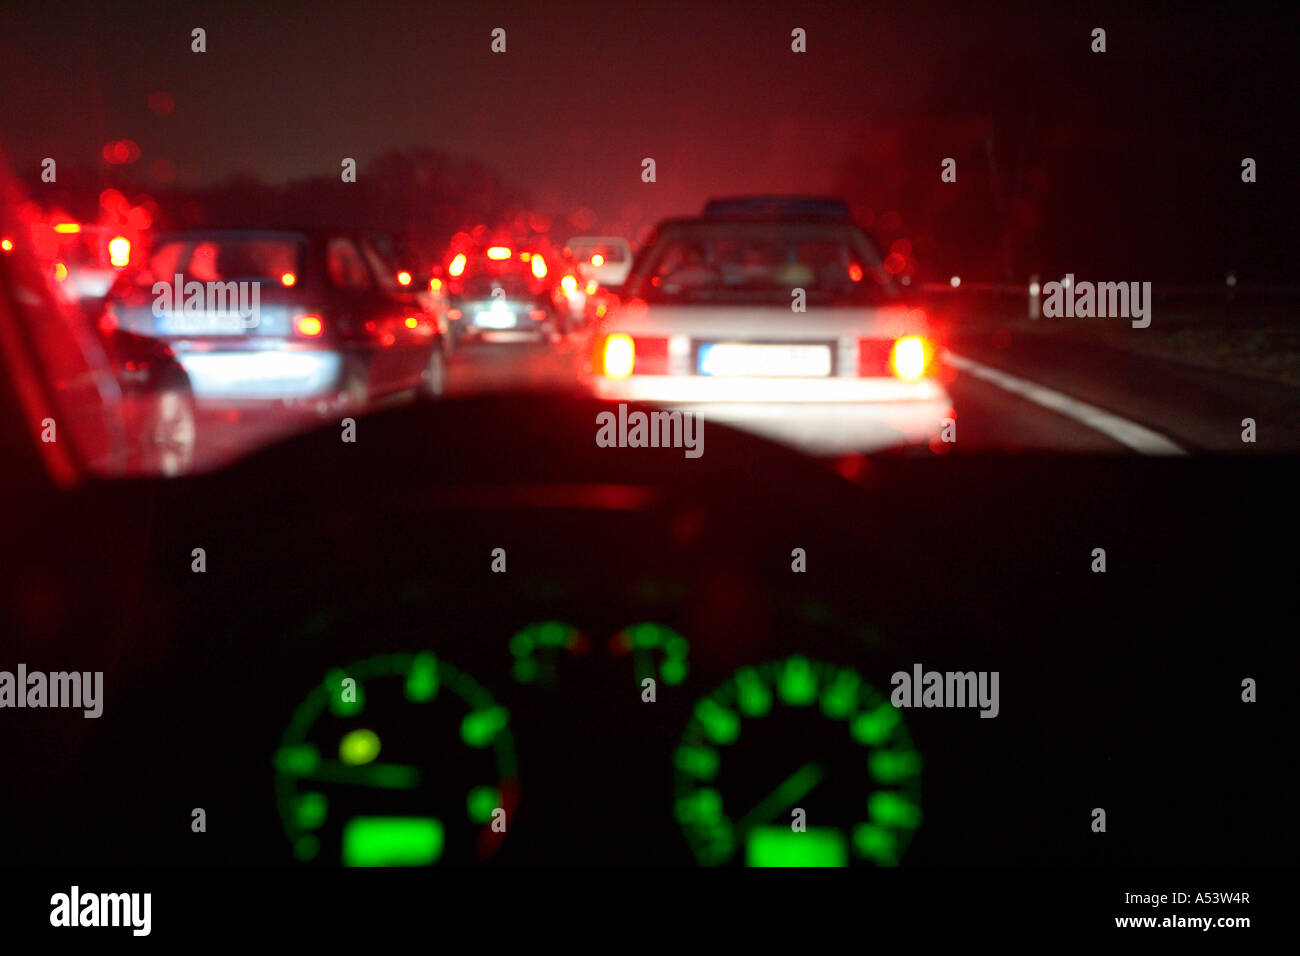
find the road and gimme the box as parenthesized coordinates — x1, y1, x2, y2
(190, 331, 1300, 470)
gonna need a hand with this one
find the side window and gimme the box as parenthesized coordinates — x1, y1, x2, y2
(359, 240, 400, 293)
(326, 238, 372, 291)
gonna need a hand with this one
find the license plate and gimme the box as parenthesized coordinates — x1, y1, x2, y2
(155, 311, 247, 336)
(474, 311, 516, 329)
(698, 343, 832, 377)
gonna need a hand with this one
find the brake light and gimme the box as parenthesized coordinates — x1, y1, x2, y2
(53, 261, 68, 281)
(108, 236, 130, 268)
(848, 263, 864, 282)
(430, 277, 442, 292)
(591, 253, 604, 267)
(890, 336, 932, 381)
(397, 271, 412, 286)
(0, 238, 12, 252)
(531, 255, 547, 279)
(404, 316, 419, 329)
(486, 246, 511, 260)
(280, 272, 297, 287)
(585, 280, 598, 295)
(295, 314, 324, 337)
(561, 274, 577, 293)
(449, 253, 466, 277)
(447, 308, 462, 321)
(602, 334, 636, 379)
(53, 222, 81, 234)
(529, 309, 547, 321)
(600, 334, 668, 377)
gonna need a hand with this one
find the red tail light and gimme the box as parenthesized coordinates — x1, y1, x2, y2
(859, 336, 935, 379)
(295, 313, 324, 337)
(599, 334, 668, 377)
(397, 271, 412, 286)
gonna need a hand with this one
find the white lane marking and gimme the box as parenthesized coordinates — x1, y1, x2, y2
(947, 353, 1187, 455)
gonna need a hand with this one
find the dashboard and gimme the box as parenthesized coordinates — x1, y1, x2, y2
(1, 396, 1293, 867)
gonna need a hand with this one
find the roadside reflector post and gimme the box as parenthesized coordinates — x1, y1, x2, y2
(1028, 274, 1040, 319)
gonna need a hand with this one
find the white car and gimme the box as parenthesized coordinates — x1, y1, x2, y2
(586, 200, 952, 454)
(567, 236, 633, 288)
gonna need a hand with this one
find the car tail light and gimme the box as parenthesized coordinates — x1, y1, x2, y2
(486, 246, 511, 260)
(53, 222, 81, 234)
(397, 271, 412, 286)
(561, 274, 577, 293)
(601, 334, 636, 379)
(449, 253, 466, 277)
(295, 313, 324, 337)
(280, 272, 297, 287)
(430, 277, 442, 292)
(529, 309, 547, 322)
(404, 316, 419, 329)
(447, 308, 462, 321)
(52, 261, 68, 281)
(108, 236, 131, 268)
(0, 238, 13, 252)
(890, 336, 933, 381)
(531, 255, 547, 279)
(600, 334, 668, 377)
(591, 253, 604, 267)
(857, 339, 894, 376)
(858, 335, 936, 379)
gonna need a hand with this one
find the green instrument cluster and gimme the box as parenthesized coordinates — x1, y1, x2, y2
(273, 623, 922, 866)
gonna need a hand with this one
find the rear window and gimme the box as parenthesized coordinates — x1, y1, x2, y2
(630, 222, 896, 306)
(570, 240, 628, 264)
(133, 237, 303, 286)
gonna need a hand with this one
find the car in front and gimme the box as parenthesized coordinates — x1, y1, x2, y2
(585, 198, 952, 454)
(102, 228, 446, 413)
(444, 242, 575, 344)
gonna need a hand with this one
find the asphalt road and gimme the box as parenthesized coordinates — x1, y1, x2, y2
(190, 332, 1300, 470)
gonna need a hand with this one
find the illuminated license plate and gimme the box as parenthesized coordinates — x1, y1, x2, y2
(155, 311, 248, 335)
(698, 343, 832, 377)
(474, 311, 517, 328)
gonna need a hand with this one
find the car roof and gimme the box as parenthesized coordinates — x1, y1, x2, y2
(701, 196, 853, 222)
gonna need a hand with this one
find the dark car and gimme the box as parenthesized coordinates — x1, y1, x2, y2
(96, 320, 197, 475)
(102, 229, 446, 412)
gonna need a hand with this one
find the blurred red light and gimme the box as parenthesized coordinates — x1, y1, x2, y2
(397, 271, 412, 286)
(108, 237, 131, 268)
(295, 314, 324, 337)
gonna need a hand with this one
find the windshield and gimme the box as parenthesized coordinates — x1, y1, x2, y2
(633, 223, 894, 306)
(0, 1, 1295, 477)
(132, 237, 304, 286)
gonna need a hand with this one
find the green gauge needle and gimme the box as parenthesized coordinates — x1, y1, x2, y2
(299, 760, 421, 790)
(734, 761, 824, 836)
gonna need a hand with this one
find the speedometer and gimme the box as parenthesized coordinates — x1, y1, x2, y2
(673, 656, 922, 866)
(274, 651, 518, 866)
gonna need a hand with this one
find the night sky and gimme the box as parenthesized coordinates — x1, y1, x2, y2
(1, 0, 1296, 278)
